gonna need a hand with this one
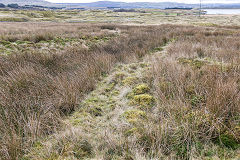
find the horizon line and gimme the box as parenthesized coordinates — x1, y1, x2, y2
(46, 0, 240, 4)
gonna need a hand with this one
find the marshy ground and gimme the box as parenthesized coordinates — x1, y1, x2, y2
(0, 10, 239, 160)
(1, 9, 240, 26)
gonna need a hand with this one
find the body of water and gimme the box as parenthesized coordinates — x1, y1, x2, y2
(205, 9, 240, 15)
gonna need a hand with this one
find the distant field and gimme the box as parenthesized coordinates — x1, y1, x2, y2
(0, 9, 240, 26)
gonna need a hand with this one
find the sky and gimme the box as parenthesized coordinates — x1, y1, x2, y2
(46, 0, 240, 4)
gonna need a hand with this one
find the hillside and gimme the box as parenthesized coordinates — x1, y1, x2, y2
(59, 1, 193, 9)
(1, 0, 240, 9)
(56, 1, 240, 9)
(0, 0, 52, 6)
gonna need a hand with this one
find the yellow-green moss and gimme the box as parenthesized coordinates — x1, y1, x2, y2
(105, 82, 116, 92)
(126, 92, 135, 99)
(178, 57, 207, 69)
(85, 97, 101, 103)
(123, 109, 146, 124)
(126, 83, 150, 100)
(112, 90, 120, 96)
(131, 94, 155, 108)
(69, 112, 91, 126)
(122, 77, 138, 86)
(133, 84, 150, 95)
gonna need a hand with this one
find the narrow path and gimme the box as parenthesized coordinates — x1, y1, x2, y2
(26, 44, 169, 160)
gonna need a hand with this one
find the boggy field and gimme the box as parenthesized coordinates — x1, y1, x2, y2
(1, 9, 240, 26)
(0, 22, 240, 160)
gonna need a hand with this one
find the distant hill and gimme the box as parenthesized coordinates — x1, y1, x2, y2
(57, 1, 240, 9)
(0, 0, 240, 9)
(57, 1, 196, 9)
(0, 0, 52, 6)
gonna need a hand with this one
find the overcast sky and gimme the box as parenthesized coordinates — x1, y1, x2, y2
(46, 0, 240, 4)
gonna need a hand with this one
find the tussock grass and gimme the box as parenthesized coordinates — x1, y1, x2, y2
(0, 23, 173, 159)
(138, 25, 240, 159)
(0, 23, 239, 159)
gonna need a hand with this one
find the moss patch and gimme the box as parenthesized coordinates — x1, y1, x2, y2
(122, 77, 138, 86)
(105, 81, 116, 93)
(178, 57, 208, 69)
(133, 84, 150, 95)
(123, 109, 146, 124)
(131, 94, 155, 108)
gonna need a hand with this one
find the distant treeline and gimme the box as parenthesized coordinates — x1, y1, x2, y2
(113, 9, 146, 13)
(165, 7, 193, 10)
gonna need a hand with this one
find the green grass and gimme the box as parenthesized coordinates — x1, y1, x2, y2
(0, 17, 28, 22)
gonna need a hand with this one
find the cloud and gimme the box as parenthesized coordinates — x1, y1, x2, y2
(46, 0, 240, 4)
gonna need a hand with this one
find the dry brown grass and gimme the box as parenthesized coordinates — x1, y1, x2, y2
(143, 26, 240, 159)
(0, 23, 175, 160)
(22, 24, 239, 160)
(0, 23, 239, 159)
